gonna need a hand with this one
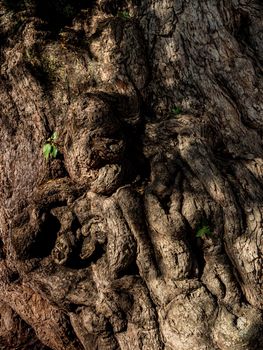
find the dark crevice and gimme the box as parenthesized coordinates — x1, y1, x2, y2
(69, 243, 106, 269)
(118, 261, 140, 278)
(223, 171, 248, 235)
(122, 125, 151, 185)
(234, 10, 263, 73)
(0, 238, 5, 260)
(8, 271, 21, 283)
(33, 213, 60, 258)
(192, 237, 206, 279)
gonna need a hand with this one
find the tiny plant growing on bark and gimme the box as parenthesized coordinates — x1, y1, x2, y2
(196, 225, 213, 239)
(117, 11, 130, 19)
(171, 106, 182, 115)
(43, 132, 58, 160)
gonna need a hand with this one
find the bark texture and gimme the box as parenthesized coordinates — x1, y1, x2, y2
(0, 0, 263, 349)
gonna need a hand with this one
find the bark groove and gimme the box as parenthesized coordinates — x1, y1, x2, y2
(0, 0, 262, 349)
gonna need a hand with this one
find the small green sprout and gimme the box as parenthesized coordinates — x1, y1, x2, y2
(171, 106, 182, 115)
(196, 225, 213, 239)
(117, 11, 131, 19)
(43, 132, 58, 160)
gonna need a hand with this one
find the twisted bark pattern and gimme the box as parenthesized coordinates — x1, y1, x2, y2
(0, 0, 262, 349)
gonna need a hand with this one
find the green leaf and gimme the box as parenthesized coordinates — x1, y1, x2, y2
(118, 11, 130, 19)
(43, 143, 52, 160)
(51, 131, 58, 141)
(51, 145, 58, 158)
(171, 106, 182, 115)
(196, 225, 212, 238)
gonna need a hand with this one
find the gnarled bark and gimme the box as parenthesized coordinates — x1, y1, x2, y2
(0, 0, 263, 349)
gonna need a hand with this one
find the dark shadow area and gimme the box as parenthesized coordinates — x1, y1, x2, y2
(35, 0, 94, 32)
(2, 0, 25, 12)
(0, 238, 5, 260)
(118, 261, 140, 278)
(3, 0, 95, 32)
(235, 10, 250, 44)
(69, 243, 106, 269)
(122, 124, 151, 186)
(33, 213, 60, 258)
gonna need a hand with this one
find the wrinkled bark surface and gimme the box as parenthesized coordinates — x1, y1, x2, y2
(0, 0, 263, 349)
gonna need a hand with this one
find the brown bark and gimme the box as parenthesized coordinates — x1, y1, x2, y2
(0, 0, 263, 349)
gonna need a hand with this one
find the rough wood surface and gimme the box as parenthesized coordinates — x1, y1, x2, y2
(0, 0, 262, 349)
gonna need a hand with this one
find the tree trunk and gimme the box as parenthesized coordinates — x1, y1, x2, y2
(0, 0, 262, 349)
